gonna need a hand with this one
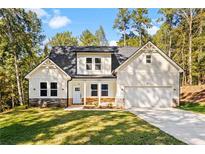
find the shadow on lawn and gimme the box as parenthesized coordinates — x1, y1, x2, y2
(0, 109, 184, 145)
(61, 113, 183, 145)
(0, 110, 108, 144)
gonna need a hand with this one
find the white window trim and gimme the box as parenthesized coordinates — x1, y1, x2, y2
(40, 82, 48, 97)
(101, 84, 108, 97)
(146, 54, 152, 64)
(91, 84, 98, 97)
(39, 81, 58, 98)
(95, 58, 101, 70)
(86, 58, 92, 70)
(50, 82, 58, 97)
(85, 57, 102, 71)
(89, 83, 110, 98)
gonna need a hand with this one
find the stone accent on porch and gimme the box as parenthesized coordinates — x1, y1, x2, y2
(29, 98, 67, 107)
(68, 97, 116, 106)
(115, 98, 125, 109)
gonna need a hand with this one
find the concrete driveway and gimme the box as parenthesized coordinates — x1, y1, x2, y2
(129, 108, 205, 145)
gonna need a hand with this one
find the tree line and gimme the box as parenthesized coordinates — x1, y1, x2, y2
(0, 9, 109, 111)
(0, 8, 204, 111)
(47, 25, 109, 47)
(113, 8, 205, 86)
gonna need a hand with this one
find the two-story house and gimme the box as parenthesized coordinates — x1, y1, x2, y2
(25, 42, 183, 109)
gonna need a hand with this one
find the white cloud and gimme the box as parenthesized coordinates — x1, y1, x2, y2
(53, 9, 60, 15)
(26, 9, 71, 29)
(48, 15, 71, 29)
(26, 8, 49, 18)
(148, 26, 159, 36)
(109, 40, 117, 46)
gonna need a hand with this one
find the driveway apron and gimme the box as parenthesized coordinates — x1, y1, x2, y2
(129, 108, 205, 145)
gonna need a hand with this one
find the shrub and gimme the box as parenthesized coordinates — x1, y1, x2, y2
(108, 103, 113, 108)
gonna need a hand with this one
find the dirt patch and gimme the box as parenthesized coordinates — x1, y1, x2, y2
(180, 85, 205, 103)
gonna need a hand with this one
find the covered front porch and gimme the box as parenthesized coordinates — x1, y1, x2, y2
(68, 78, 117, 108)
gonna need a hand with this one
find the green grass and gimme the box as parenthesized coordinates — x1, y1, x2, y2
(178, 103, 205, 114)
(0, 107, 184, 145)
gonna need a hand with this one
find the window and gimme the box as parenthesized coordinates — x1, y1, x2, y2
(50, 82, 57, 96)
(146, 55, 151, 63)
(91, 84, 98, 96)
(95, 58, 101, 70)
(40, 82, 47, 96)
(86, 58, 92, 70)
(75, 87, 80, 91)
(101, 84, 108, 96)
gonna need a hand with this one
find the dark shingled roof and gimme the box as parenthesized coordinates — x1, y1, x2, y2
(72, 46, 118, 52)
(72, 74, 116, 79)
(112, 47, 139, 70)
(49, 46, 138, 77)
(49, 46, 77, 76)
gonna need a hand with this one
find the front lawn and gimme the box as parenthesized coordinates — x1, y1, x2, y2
(0, 107, 184, 145)
(178, 103, 205, 114)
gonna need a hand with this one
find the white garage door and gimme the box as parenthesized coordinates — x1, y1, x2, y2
(125, 86, 172, 108)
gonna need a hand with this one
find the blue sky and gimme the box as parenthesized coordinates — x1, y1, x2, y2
(28, 8, 162, 45)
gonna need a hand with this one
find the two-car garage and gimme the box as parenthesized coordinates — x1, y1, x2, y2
(124, 86, 173, 108)
(114, 42, 183, 109)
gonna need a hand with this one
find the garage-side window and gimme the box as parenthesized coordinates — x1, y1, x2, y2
(146, 55, 151, 63)
(50, 82, 57, 96)
(91, 84, 98, 96)
(101, 84, 108, 96)
(40, 82, 47, 96)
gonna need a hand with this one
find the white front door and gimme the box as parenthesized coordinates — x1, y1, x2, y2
(73, 87, 81, 104)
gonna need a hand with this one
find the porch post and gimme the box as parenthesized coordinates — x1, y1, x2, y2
(98, 82, 101, 106)
(83, 81, 86, 105)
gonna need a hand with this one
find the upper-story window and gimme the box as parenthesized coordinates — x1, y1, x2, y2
(146, 54, 151, 63)
(86, 58, 92, 70)
(95, 58, 101, 70)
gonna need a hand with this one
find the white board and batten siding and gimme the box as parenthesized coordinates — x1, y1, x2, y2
(116, 51, 180, 108)
(69, 79, 116, 99)
(28, 62, 68, 99)
(77, 52, 112, 75)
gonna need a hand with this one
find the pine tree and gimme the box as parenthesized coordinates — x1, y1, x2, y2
(95, 26, 109, 46)
(79, 29, 98, 46)
(158, 9, 178, 57)
(131, 8, 152, 46)
(48, 31, 78, 47)
(113, 9, 131, 46)
(153, 8, 205, 85)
